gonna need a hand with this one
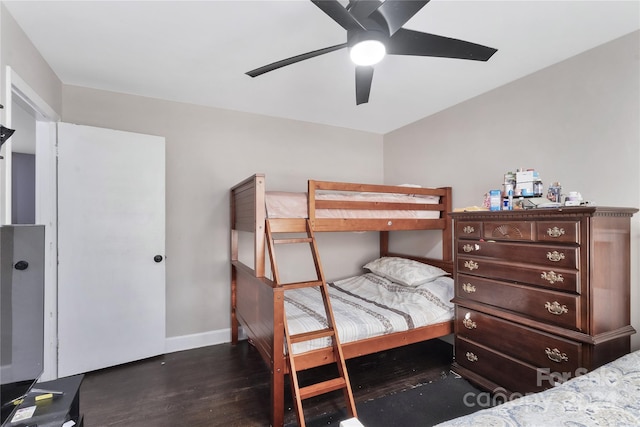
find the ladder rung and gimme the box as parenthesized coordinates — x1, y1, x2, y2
(267, 218, 357, 424)
(299, 378, 347, 400)
(282, 280, 323, 290)
(273, 237, 313, 245)
(290, 328, 335, 344)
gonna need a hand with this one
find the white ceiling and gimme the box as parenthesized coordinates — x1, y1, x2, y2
(4, 1, 639, 134)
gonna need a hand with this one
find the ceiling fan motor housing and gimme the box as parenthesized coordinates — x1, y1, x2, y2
(347, 29, 388, 49)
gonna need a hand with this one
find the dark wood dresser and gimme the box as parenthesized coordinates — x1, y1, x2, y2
(449, 206, 637, 395)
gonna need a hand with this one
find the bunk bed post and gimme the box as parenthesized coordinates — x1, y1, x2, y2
(380, 231, 389, 257)
(231, 188, 239, 344)
(307, 179, 317, 228)
(271, 289, 286, 427)
(231, 292, 239, 344)
(255, 175, 266, 278)
(441, 186, 453, 262)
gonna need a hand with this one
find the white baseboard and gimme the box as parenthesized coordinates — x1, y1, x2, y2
(165, 329, 449, 354)
(164, 326, 247, 354)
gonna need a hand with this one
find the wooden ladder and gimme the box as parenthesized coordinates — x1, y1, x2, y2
(265, 218, 357, 427)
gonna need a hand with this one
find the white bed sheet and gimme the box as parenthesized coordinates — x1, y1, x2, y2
(285, 272, 454, 354)
(266, 191, 440, 219)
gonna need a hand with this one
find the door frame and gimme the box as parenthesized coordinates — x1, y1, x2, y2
(4, 66, 60, 380)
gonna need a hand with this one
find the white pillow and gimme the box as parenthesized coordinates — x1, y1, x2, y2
(363, 257, 450, 287)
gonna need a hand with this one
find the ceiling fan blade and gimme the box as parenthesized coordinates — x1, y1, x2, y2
(246, 43, 347, 77)
(311, 0, 366, 32)
(387, 29, 497, 61)
(348, 0, 383, 21)
(375, 0, 430, 35)
(355, 65, 374, 105)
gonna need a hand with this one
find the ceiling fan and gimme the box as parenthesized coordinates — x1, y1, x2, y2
(246, 0, 498, 105)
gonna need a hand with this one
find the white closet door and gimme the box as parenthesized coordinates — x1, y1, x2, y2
(57, 123, 165, 377)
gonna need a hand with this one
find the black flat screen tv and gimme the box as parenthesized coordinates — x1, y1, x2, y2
(0, 225, 45, 426)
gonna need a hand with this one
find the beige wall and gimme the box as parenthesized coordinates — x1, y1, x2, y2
(61, 86, 384, 342)
(0, 4, 62, 115)
(384, 31, 640, 350)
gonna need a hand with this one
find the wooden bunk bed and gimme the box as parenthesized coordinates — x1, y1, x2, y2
(230, 173, 454, 426)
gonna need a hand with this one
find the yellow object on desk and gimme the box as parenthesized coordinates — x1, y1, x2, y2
(35, 393, 53, 402)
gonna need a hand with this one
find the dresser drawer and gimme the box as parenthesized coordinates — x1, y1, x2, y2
(455, 307, 582, 375)
(455, 337, 547, 393)
(536, 221, 580, 244)
(457, 256, 579, 293)
(482, 221, 535, 241)
(456, 274, 582, 330)
(456, 240, 579, 269)
(456, 221, 482, 238)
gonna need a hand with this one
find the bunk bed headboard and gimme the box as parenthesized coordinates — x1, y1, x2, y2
(231, 173, 266, 277)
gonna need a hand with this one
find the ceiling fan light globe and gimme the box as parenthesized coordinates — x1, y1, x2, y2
(350, 40, 386, 66)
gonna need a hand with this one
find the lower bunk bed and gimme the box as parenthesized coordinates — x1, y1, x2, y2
(435, 348, 640, 426)
(230, 174, 455, 426)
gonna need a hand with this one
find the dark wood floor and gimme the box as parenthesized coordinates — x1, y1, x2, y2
(80, 338, 454, 427)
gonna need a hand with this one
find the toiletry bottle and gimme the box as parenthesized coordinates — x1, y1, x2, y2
(547, 182, 561, 203)
(533, 180, 543, 197)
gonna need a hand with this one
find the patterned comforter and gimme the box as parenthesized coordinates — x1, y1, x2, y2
(435, 349, 640, 426)
(285, 272, 454, 354)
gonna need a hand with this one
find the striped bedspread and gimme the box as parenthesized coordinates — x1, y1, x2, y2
(285, 272, 454, 354)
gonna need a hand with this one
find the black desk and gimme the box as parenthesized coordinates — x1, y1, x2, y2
(6, 375, 83, 427)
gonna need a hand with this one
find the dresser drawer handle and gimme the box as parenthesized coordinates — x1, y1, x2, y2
(541, 271, 564, 284)
(545, 301, 569, 315)
(547, 227, 565, 238)
(462, 283, 476, 293)
(463, 312, 477, 330)
(545, 347, 569, 363)
(463, 225, 475, 234)
(464, 260, 479, 271)
(546, 251, 566, 262)
(463, 244, 474, 253)
(466, 352, 478, 362)
(463, 318, 477, 329)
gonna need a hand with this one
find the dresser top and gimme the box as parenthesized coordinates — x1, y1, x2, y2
(450, 206, 638, 219)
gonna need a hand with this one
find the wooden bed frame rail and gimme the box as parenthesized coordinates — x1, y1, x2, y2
(230, 174, 453, 426)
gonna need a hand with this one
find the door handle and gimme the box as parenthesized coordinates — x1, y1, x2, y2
(14, 260, 29, 270)
(153, 255, 164, 263)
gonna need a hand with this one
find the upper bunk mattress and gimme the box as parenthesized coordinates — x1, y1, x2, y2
(266, 191, 440, 219)
(285, 272, 454, 354)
